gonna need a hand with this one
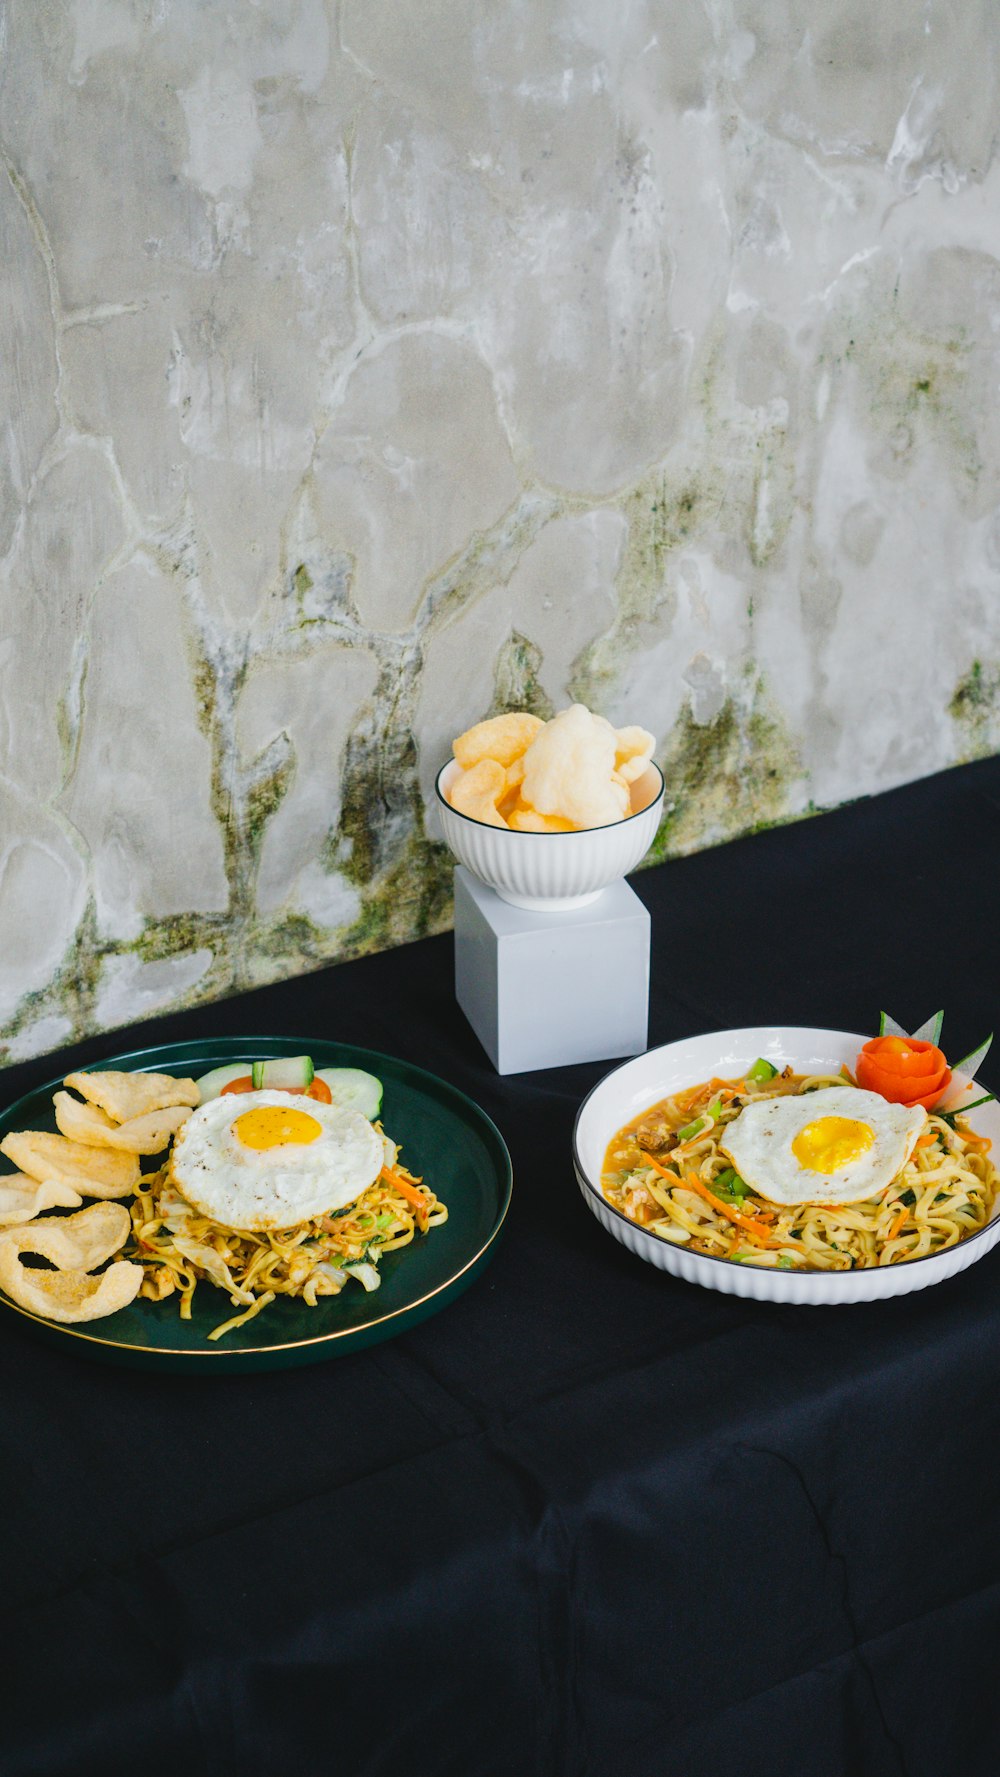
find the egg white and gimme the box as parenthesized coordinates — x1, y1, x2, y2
(167, 1089, 384, 1231)
(719, 1086, 927, 1206)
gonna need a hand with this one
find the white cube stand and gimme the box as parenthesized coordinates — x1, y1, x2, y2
(453, 866, 650, 1075)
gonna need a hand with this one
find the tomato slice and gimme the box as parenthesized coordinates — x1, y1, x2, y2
(219, 1073, 333, 1103)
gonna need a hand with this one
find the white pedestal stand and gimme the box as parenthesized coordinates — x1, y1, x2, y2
(453, 866, 650, 1075)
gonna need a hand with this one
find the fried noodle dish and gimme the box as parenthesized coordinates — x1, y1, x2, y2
(0, 1058, 449, 1341)
(132, 1139, 448, 1339)
(602, 1065, 998, 1271)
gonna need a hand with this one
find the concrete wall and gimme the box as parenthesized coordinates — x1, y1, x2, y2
(2, 2, 999, 1060)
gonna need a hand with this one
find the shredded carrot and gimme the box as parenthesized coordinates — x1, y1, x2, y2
(674, 1083, 709, 1112)
(380, 1164, 429, 1222)
(915, 1130, 936, 1148)
(644, 1151, 776, 1247)
(888, 1206, 910, 1241)
(673, 1133, 708, 1159)
(641, 1153, 682, 1187)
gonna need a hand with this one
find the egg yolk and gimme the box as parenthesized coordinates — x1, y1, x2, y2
(232, 1106, 323, 1150)
(791, 1116, 874, 1175)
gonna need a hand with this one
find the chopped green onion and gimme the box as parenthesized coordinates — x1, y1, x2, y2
(776, 1255, 795, 1270)
(678, 1096, 725, 1141)
(747, 1057, 778, 1083)
(898, 1188, 917, 1207)
(713, 1167, 750, 1203)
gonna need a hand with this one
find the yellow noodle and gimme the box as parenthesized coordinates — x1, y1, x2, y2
(128, 1140, 448, 1338)
(207, 1291, 276, 1341)
(602, 1070, 997, 1273)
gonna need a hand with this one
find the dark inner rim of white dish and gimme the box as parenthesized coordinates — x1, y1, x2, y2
(434, 760, 665, 836)
(571, 1058, 1000, 1275)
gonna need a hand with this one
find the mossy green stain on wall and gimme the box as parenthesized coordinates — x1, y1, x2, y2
(649, 678, 803, 862)
(1, 902, 104, 1052)
(6, 284, 999, 1071)
(489, 631, 554, 722)
(950, 658, 1000, 759)
(836, 298, 983, 506)
(337, 834, 453, 963)
(568, 469, 718, 707)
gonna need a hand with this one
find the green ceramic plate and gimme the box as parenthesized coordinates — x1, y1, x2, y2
(0, 1037, 512, 1373)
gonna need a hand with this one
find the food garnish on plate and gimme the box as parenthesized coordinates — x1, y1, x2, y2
(0, 1204, 142, 1323)
(445, 704, 655, 832)
(0, 1054, 447, 1339)
(601, 1012, 997, 1272)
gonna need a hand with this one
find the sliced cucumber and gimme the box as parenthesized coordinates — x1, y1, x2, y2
(251, 1056, 315, 1091)
(910, 1010, 944, 1045)
(315, 1067, 383, 1120)
(195, 1063, 253, 1101)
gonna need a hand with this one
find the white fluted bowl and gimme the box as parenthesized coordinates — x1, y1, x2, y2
(573, 1027, 1000, 1305)
(434, 759, 665, 912)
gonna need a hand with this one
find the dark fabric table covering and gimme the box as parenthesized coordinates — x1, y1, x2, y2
(4, 756, 1000, 1777)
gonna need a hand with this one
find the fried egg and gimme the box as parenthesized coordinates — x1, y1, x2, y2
(167, 1090, 384, 1231)
(719, 1086, 927, 1206)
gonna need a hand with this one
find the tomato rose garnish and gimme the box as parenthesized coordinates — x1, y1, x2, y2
(855, 1035, 952, 1109)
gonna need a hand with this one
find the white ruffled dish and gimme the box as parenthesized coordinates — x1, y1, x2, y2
(434, 759, 664, 912)
(573, 1026, 1000, 1305)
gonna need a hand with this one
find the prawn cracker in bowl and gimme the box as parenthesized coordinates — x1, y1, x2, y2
(454, 712, 544, 770)
(446, 703, 655, 832)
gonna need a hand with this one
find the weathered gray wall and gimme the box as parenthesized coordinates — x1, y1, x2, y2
(2, 2, 999, 1061)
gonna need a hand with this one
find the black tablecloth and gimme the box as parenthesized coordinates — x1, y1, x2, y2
(4, 758, 1000, 1777)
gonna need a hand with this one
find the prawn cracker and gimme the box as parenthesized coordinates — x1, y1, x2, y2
(0, 1173, 83, 1226)
(614, 724, 655, 784)
(447, 758, 509, 828)
(64, 1069, 201, 1121)
(54, 1092, 191, 1155)
(0, 1245, 141, 1322)
(453, 712, 544, 771)
(0, 1130, 139, 1196)
(0, 1201, 132, 1271)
